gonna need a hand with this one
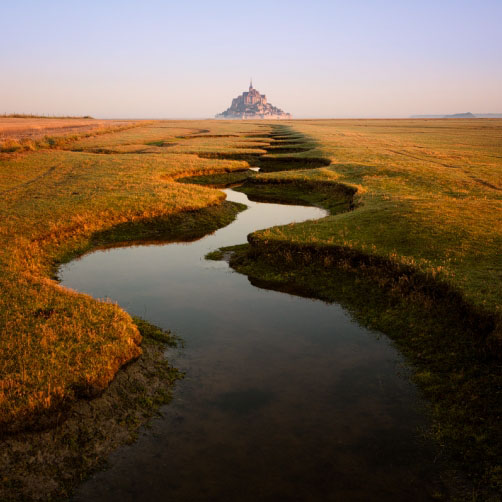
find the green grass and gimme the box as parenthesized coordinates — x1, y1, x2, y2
(235, 174, 355, 212)
(178, 169, 254, 187)
(223, 244, 501, 500)
(247, 121, 502, 339)
(1, 118, 501, 500)
(201, 120, 502, 500)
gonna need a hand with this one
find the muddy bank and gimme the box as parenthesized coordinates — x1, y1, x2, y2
(0, 320, 181, 502)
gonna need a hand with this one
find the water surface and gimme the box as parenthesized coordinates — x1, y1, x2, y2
(60, 189, 439, 501)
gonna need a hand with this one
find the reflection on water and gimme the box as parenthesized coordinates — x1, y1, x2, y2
(60, 190, 440, 501)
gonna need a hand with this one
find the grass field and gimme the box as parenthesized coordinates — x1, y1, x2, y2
(201, 119, 502, 498)
(249, 120, 502, 324)
(0, 120, 256, 434)
(0, 118, 501, 499)
(226, 119, 502, 498)
(0, 117, 142, 153)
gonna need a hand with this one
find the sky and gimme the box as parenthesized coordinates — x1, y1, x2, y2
(1, 0, 501, 118)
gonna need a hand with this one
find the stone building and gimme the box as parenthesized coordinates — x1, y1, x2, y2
(216, 81, 291, 120)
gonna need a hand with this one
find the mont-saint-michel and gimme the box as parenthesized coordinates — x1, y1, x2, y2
(216, 81, 291, 119)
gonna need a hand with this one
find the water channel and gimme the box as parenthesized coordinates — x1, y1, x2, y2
(60, 188, 440, 501)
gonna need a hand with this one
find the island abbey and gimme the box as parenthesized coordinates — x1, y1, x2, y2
(216, 81, 291, 120)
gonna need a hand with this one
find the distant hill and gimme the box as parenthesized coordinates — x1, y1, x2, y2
(445, 112, 476, 118)
(473, 113, 502, 118)
(411, 112, 502, 118)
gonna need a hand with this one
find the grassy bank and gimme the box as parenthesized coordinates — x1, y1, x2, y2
(1, 118, 501, 499)
(0, 317, 182, 501)
(221, 242, 501, 499)
(0, 121, 258, 434)
(211, 120, 502, 498)
(245, 121, 502, 344)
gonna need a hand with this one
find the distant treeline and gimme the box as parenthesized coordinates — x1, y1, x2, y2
(1, 113, 94, 119)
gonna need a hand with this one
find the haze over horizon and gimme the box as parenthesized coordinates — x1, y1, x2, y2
(1, 0, 501, 119)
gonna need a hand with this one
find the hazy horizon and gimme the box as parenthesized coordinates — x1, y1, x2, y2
(2, 0, 501, 119)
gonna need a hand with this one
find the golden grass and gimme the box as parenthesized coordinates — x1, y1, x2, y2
(1, 117, 501, 436)
(0, 117, 138, 142)
(0, 118, 149, 153)
(0, 120, 259, 431)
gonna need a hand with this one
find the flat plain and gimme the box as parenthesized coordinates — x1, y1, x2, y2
(0, 118, 500, 500)
(0, 116, 137, 139)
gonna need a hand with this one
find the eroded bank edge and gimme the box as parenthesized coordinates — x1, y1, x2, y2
(0, 127, 255, 500)
(201, 124, 501, 500)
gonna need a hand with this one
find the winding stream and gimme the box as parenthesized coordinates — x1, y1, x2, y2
(60, 188, 440, 501)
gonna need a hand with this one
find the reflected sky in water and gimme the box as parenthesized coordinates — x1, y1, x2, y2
(61, 190, 440, 501)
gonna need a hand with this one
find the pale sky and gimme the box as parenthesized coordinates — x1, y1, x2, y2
(1, 0, 501, 118)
